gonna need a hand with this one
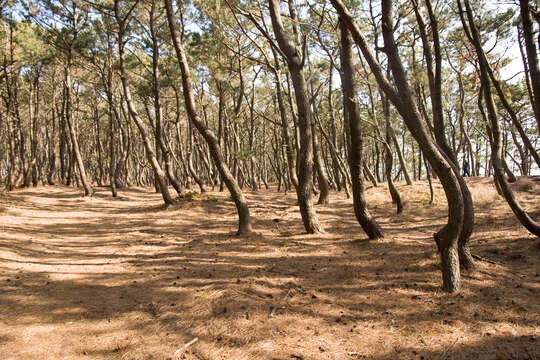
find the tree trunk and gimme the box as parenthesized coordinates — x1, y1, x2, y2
(165, 0, 252, 234)
(414, 0, 475, 270)
(340, 22, 384, 239)
(114, 1, 174, 205)
(520, 0, 540, 133)
(267, 0, 322, 233)
(65, 53, 93, 196)
(149, 1, 183, 196)
(332, 0, 464, 292)
(461, 0, 540, 237)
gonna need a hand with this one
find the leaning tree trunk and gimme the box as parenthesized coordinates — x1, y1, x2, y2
(272, 61, 299, 191)
(114, 0, 174, 206)
(65, 52, 93, 196)
(519, 0, 540, 133)
(461, 0, 540, 237)
(332, 0, 464, 292)
(149, 1, 183, 195)
(267, 0, 322, 233)
(165, 0, 252, 234)
(340, 22, 384, 239)
(104, 34, 118, 198)
(414, 0, 475, 270)
(382, 95, 404, 214)
(311, 104, 330, 205)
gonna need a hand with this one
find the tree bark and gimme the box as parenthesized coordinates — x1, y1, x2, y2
(520, 0, 540, 133)
(332, 0, 464, 292)
(149, 1, 183, 195)
(267, 0, 322, 233)
(65, 53, 93, 196)
(414, 0, 475, 270)
(114, 0, 174, 205)
(340, 22, 384, 239)
(461, 0, 540, 237)
(165, 0, 252, 234)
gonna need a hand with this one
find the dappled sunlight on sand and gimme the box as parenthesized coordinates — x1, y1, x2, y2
(0, 178, 538, 359)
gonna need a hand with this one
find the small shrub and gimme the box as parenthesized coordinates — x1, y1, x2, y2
(202, 195, 218, 202)
(175, 191, 198, 202)
(520, 181, 534, 192)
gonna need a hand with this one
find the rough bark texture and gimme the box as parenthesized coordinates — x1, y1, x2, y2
(461, 0, 540, 237)
(339, 22, 384, 239)
(65, 56, 93, 197)
(165, 0, 252, 234)
(520, 0, 540, 133)
(331, 0, 463, 292)
(267, 0, 322, 233)
(414, 0, 475, 270)
(149, 2, 183, 196)
(114, 0, 174, 206)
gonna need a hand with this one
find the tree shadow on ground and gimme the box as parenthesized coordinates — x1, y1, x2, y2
(0, 182, 538, 359)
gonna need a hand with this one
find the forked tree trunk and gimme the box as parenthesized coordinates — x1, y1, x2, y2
(414, 0, 475, 270)
(114, 0, 174, 206)
(165, 0, 252, 235)
(461, 0, 540, 237)
(340, 23, 384, 239)
(267, 0, 322, 234)
(332, 0, 464, 292)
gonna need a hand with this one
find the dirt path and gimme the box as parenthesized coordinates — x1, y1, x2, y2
(0, 179, 538, 359)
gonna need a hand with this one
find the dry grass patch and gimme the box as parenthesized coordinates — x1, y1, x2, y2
(0, 178, 538, 360)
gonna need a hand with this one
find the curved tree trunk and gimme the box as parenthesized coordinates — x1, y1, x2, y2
(340, 22, 384, 239)
(312, 113, 330, 205)
(461, 0, 540, 237)
(391, 131, 412, 186)
(414, 0, 475, 270)
(114, 1, 174, 206)
(149, 1, 182, 196)
(165, 0, 252, 234)
(65, 55, 93, 197)
(273, 64, 299, 191)
(332, 0, 464, 292)
(267, 0, 322, 233)
(187, 124, 206, 193)
(381, 93, 403, 214)
(519, 0, 540, 133)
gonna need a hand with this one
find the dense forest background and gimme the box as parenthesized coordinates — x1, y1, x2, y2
(0, 0, 539, 294)
(0, 1, 539, 358)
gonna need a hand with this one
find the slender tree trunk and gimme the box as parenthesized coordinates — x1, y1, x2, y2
(332, 0, 464, 292)
(383, 96, 403, 214)
(391, 131, 412, 185)
(114, 1, 174, 205)
(461, 0, 540, 237)
(187, 124, 205, 193)
(273, 66, 299, 191)
(149, 1, 182, 195)
(165, 0, 252, 234)
(340, 22, 384, 239)
(267, 0, 322, 233)
(65, 53, 93, 196)
(310, 96, 330, 205)
(520, 0, 540, 133)
(414, 0, 475, 269)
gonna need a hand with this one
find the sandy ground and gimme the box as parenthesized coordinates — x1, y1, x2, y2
(0, 177, 538, 360)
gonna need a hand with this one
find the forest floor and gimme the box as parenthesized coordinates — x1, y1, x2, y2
(0, 177, 538, 360)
